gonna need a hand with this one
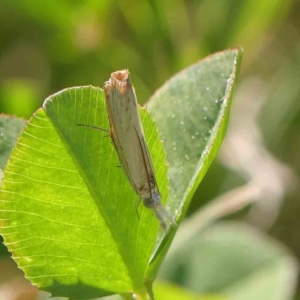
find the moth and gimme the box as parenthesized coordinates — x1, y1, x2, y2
(79, 70, 175, 229)
(104, 70, 175, 230)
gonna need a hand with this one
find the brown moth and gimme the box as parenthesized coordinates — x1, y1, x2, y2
(78, 70, 175, 229)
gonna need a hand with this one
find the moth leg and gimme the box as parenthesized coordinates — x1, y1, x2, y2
(135, 198, 142, 220)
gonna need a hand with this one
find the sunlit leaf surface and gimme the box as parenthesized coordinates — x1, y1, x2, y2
(0, 87, 168, 298)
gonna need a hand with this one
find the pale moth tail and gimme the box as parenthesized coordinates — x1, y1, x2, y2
(153, 204, 177, 230)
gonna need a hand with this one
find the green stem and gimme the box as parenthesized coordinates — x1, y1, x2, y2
(120, 286, 153, 300)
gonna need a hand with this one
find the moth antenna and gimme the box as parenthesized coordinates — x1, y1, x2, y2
(77, 123, 110, 133)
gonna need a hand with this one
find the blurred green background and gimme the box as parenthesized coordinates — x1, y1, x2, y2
(1, 0, 300, 299)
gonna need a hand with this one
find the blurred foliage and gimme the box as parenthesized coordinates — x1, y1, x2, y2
(1, 0, 300, 299)
(0, 0, 294, 117)
(154, 281, 224, 300)
(160, 222, 298, 300)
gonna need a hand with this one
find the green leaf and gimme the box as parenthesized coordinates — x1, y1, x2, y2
(0, 87, 168, 299)
(0, 114, 25, 259)
(0, 115, 26, 171)
(146, 48, 243, 280)
(160, 222, 298, 300)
